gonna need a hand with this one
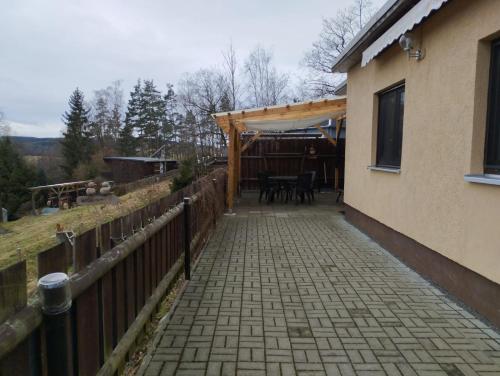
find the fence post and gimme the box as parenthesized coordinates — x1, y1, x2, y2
(183, 197, 191, 280)
(38, 273, 73, 376)
(212, 179, 218, 226)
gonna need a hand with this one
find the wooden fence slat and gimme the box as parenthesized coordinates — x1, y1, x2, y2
(136, 245, 145, 311)
(0, 261, 27, 323)
(37, 243, 68, 278)
(74, 229, 101, 376)
(99, 222, 113, 362)
(125, 254, 136, 328)
(113, 261, 126, 346)
(0, 260, 31, 376)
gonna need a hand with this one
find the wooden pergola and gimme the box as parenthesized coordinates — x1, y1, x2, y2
(212, 97, 347, 210)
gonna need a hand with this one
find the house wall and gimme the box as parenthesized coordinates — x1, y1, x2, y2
(345, 0, 500, 285)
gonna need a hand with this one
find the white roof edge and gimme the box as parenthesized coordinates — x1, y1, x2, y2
(361, 0, 449, 67)
(331, 0, 416, 73)
(211, 96, 346, 118)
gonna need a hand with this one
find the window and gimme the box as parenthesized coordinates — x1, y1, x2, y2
(485, 39, 500, 174)
(376, 84, 405, 168)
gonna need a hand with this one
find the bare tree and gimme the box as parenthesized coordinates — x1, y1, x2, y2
(302, 0, 375, 97)
(244, 46, 290, 107)
(0, 111, 11, 137)
(178, 69, 228, 156)
(221, 43, 240, 111)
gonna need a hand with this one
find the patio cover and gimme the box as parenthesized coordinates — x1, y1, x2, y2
(361, 0, 449, 67)
(211, 97, 347, 210)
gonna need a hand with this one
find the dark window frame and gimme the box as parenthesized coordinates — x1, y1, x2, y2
(376, 83, 405, 169)
(485, 38, 500, 174)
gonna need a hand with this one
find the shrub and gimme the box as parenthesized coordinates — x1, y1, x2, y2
(170, 158, 195, 192)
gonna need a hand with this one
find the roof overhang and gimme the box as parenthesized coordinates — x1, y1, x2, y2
(331, 0, 420, 73)
(361, 0, 449, 67)
(211, 97, 346, 134)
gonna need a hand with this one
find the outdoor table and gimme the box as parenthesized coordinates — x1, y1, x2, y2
(268, 176, 298, 183)
(267, 176, 298, 203)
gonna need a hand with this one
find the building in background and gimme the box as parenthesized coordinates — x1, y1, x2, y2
(103, 157, 177, 183)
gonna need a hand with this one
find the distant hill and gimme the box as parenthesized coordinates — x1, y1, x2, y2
(10, 136, 62, 156)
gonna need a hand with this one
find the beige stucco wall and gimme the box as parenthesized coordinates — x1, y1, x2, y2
(345, 0, 500, 284)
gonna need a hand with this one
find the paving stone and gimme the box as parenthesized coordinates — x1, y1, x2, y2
(139, 205, 500, 376)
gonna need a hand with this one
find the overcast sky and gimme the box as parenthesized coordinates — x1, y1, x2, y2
(1, 0, 384, 138)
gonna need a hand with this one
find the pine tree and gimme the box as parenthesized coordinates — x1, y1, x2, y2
(60, 88, 92, 179)
(124, 80, 143, 153)
(118, 122, 137, 156)
(0, 137, 36, 217)
(90, 93, 108, 147)
(141, 80, 166, 155)
(162, 84, 179, 148)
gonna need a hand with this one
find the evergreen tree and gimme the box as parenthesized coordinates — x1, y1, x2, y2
(163, 84, 179, 148)
(141, 80, 166, 155)
(0, 137, 36, 217)
(90, 93, 108, 147)
(118, 122, 137, 156)
(123, 80, 143, 153)
(60, 88, 92, 179)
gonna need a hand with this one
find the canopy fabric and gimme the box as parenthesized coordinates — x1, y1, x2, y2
(243, 113, 341, 132)
(361, 0, 449, 67)
(212, 97, 346, 134)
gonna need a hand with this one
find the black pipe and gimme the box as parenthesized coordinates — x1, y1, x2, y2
(183, 198, 191, 280)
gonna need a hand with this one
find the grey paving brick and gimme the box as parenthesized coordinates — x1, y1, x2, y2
(139, 205, 500, 376)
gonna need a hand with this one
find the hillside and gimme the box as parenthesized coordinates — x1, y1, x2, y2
(0, 175, 175, 291)
(10, 136, 62, 156)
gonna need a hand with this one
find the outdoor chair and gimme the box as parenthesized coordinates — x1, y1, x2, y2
(305, 171, 316, 201)
(295, 173, 313, 204)
(257, 171, 275, 203)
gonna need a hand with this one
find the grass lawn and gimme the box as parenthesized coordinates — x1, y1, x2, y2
(0, 177, 175, 291)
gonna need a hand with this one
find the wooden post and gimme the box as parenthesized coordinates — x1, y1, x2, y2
(226, 123, 236, 210)
(183, 198, 191, 280)
(234, 129, 241, 197)
(334, 117, 344, 191)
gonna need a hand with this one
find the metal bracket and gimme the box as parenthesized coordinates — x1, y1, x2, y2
(56, 230, 76, 248)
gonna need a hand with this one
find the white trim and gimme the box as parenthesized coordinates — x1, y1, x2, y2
(211, 96, 346, 118)
(464, 174, 500, 186)
(361, 0, 449, 67)
(368, 165, 401, 174)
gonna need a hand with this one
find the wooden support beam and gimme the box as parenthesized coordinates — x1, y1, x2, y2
(234, 130, 241, 197)
(227, 124, 236, 210)
(314, 124, 337, 147)
(334, 117, 344, 191)
(241, 131, 261, 153)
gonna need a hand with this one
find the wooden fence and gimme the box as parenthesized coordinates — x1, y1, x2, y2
(0, 168, 226, 376)
(240, 137, 345, 191)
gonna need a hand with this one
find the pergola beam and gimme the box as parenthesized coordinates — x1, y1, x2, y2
(241, 131, 262, 153)
(314, 124, 337, 147)
(213, 97, 347, 211)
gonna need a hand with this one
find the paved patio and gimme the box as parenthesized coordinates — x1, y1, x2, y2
(140, 194, 500, 376)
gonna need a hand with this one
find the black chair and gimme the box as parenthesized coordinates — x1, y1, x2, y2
(295, 173, 313, 204)
(305, 171, 316, 201)
(257, 172, 272, 203)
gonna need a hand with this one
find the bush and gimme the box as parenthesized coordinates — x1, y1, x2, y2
(170, 158, 195, 193)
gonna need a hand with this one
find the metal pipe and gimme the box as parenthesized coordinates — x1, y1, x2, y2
(183, 198, 191, 280)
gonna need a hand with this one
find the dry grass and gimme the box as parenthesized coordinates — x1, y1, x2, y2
(122, 275, 185, 376)
(0, 177, 174, 289)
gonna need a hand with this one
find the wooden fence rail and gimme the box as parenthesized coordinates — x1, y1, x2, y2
(0, 168, 227, 376)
